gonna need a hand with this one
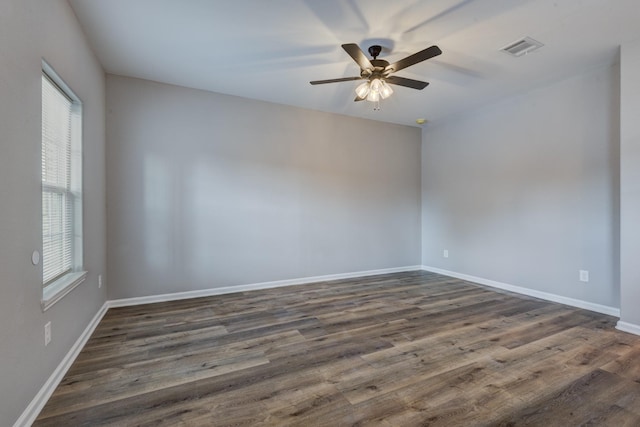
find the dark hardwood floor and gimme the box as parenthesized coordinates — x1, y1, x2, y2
(34, 271, 640, 426)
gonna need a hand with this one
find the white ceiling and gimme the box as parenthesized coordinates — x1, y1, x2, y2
(68, 0, 640, 127)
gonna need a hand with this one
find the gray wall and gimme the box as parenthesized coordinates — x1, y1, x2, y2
(620, 40, 640, 326)
(422, 63, 620, 308)
(0, 1, 106, 425)
(106, 75, 422, 299)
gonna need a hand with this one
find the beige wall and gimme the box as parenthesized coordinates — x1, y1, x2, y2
(0, 1, 107, 425)
(106, 75, 422, 299)
(422, 63, 620, 309)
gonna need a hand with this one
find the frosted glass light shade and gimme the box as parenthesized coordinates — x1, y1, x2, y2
(355, 81, 370, 98)
(380, 81, 393, 99)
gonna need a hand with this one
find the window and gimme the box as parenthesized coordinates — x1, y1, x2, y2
(41, 62, 85, 310)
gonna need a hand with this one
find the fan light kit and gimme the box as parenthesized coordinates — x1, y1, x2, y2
(355, 78, 393, 110)
(311, 43, 442, 111)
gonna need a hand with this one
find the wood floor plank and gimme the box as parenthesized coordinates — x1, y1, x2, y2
(602, 345, 640, 381)
(34, 271, 640, 426)
(494, 369, 640, 426)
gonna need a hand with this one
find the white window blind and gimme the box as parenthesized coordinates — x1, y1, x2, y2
(42, 74, 74, 285)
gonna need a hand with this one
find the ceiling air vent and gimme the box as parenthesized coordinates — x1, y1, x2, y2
(500, 37, 544, 57)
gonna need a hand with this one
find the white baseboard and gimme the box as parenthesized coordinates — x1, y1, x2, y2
(421, 265, 620, 317)
(616, 321, 640, 336)
(13, 302, 109, 427)
(108, 265, 424, 308)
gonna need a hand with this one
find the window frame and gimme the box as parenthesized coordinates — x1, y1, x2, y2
(41, 60, 86, 311)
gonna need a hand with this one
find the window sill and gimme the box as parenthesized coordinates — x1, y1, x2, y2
(41, 271, 87, 312)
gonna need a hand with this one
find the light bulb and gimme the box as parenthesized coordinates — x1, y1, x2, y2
(366, 90, 380, 102)
(355, 81, 370, 98)
(370, 78, 382, 92)
(380, 81, 393, 99)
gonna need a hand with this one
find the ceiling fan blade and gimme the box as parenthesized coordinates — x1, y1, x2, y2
(342, 43, 373, 70)
(354, 95, 365, 102)
(310, 76, 363, 85)
(385, 76, 429, 90)
(386, 45, 442, 73)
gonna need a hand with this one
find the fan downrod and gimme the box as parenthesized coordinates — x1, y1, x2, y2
(368, 45, 382, 60)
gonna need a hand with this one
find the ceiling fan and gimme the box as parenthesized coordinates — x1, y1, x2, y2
(310, 43, 442, 108)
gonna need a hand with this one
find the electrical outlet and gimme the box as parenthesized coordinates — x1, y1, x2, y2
(98, 274, 103, 288)
(443, 249, 449, 258)
(44, 321, 51, 346)
(579, 270, 589, 282)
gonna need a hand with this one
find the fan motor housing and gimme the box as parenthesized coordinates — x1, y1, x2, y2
(371, 59, 389, 68)
(361, 59, 391, 80)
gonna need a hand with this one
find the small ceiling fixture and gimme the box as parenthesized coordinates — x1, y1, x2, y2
(310, 43, 442, 110)
(500, 36, 544, 57)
